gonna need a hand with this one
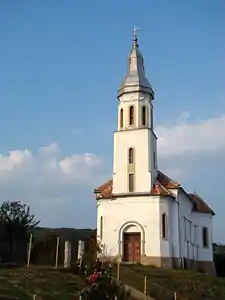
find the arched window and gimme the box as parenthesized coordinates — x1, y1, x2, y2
(120, 109, 124, 128)
(128, 148, 134, 164)
(142, 106, 147, 126)
(129, 106, 134, 126)
(162, 213, 168, 239)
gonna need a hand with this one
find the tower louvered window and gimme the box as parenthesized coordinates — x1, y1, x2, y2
(129, 106, 134, 125)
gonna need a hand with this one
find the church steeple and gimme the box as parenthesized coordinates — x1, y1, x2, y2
(117, 26, 154, 99)
(113, 27, 158, 195)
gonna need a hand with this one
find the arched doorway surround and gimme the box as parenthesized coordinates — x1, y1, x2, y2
(118, 221, 145, 261)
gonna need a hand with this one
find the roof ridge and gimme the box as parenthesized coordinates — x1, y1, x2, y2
(188, 192, 215, 216)
(157, 170, 180, 186)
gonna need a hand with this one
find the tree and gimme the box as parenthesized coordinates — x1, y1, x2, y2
(0, 200, 39, 263)
(213, 243, 225, 277)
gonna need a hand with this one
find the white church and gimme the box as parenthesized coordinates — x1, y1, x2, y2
(94, 29, 215, 275)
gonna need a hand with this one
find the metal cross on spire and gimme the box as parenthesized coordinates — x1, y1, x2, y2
(132, 25, 139, 38)
(131, 25, 139, 47)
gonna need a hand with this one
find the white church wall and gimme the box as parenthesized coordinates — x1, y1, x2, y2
(191, 212, 214, 262)
(168, 198, 180, 259)
(177, 190, 213, 263)
(97, 196, 162, 258)
(113, 128, 153, 194)
(159, 198, 171, 257)
(177, 190, 193, 260)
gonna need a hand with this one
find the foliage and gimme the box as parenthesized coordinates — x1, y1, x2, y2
(213, 243, 225, 277)
(81, 279, 129, 300)
(0, 200, 39, 263)
(80, 268, 129, 300)
(0, 201, 39, 228)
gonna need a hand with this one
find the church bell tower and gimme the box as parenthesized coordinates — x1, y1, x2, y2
(112, 27, 158, 195)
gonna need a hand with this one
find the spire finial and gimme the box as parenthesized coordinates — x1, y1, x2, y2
(131, 25, 139, 48)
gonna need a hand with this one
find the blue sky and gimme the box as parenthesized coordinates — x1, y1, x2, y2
(0, 1, 224, 242)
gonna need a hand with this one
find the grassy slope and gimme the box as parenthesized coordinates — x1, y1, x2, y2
(114, 264, 225, 300)
(0, 267, 84, 300)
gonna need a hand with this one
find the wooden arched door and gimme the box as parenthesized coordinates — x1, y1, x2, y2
(123, 232, 140, 263)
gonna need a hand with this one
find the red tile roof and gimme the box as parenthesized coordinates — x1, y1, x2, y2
(157, 171, 180, 189)
(189, 193, 215, 216)
(94, 171, 214, 215)
(151, 180, 173, 196)
(94, 179, 113, 199)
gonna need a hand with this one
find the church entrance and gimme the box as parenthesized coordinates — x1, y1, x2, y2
(123, 232, 141, 263)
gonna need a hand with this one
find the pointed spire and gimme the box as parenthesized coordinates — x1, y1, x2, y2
(117, 27, 154, 99)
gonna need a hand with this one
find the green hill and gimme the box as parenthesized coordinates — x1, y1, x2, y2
(0, 267, 84, 300)
(114, 264, 225, 300)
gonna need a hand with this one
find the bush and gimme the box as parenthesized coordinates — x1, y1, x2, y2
(80, 276, 129, 300)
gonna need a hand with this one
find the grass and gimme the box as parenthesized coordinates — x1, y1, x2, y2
(113, 264, 225, 300)
(0, 266, 84, 299)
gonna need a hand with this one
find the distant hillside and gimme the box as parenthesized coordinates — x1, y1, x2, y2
(32, 227, 96, 242)
(29, 227, 96, 266)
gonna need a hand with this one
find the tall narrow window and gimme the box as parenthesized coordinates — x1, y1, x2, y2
(162, 213, 168, 239)
(142, 106, 147, 126)
(153, 152, 156, 169)
(120, 109, 124, 128)
(202, 227, 209, 248)
(151, 109, 153, 129)
(184, 218, 187, 241)
(194, 225, 197, 246)
(129, 106, 134, 126)
(128, 174, 134, 192)
(128, 148, 134, 164)
(100, 216, 103, 240)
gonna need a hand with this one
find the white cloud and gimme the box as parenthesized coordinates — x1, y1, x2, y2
(156, 113, 225, 158)
(0, 112, 224, 232)
(155, 112, 225, 243)
(0, 144, 103, 184)
(0, 143, 104, 227)
(39, 142, 59, 155)
(176, 111, 190, 124)
(59, 153, 102, 175)
(0, 149, 32, 172)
